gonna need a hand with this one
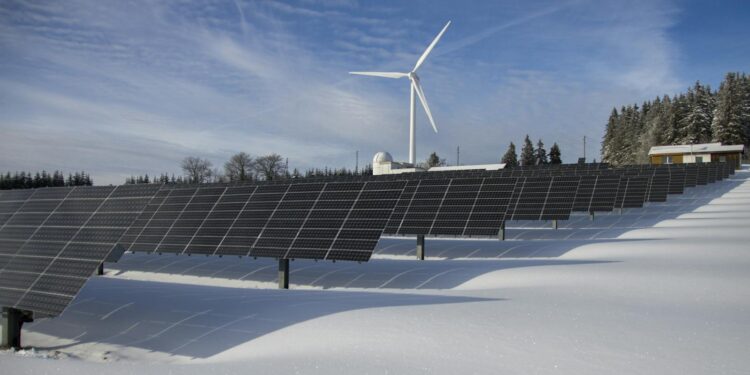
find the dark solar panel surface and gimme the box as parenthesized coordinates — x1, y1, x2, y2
(540, 176, 580, 220)
(668, 170, 686, 195)
(683, 165, 698, 188)
(0, 184, 159, 317)
(622, 176, 650, 208)
(122, 181, 405, 262)
(589, 175, 621, 212)
(384, 177, 517, 238)
(572, 176, 597, 212)
(647, 172, 669, 202)
(507, 177, 552, 221)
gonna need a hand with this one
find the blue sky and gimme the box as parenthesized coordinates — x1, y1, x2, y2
(1, 0, 748, 184)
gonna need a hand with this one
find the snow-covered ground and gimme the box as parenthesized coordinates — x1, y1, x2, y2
(3, 169, 750, 374)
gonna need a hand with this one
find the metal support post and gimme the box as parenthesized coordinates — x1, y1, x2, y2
(498, 223, 505, 241)
(278, 259, 289, 289)
(1, 307, 33, 349)
(552, 220, 558, 230)
(416, 235, 425, 260)
(97, 263, 104, 275)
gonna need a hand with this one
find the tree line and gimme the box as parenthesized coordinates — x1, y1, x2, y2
(0, 171, 93, 190)
(500, 135, 562, 167)
(602, 72, 750, 165)
(125, 152, 374, 185)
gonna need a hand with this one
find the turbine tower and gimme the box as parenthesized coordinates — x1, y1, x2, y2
(350, 21, 451, 165)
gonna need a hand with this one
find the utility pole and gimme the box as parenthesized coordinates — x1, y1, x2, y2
(355, 150, 359, 174)
(456, 146, 460, 166)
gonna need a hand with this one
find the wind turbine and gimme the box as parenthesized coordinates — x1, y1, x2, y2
(350, 21, 451, 165)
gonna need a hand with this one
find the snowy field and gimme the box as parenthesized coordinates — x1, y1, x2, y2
(3, 168, 750, 374)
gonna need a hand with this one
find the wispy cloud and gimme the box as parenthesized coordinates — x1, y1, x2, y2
(0, 0, 697, 183)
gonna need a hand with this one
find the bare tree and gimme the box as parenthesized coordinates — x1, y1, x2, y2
(224, 152, 254, 182)
(181, 156, 213, 183)
(254, 153, 284, 181)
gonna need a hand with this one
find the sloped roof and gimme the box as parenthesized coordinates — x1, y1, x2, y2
(648, 143, 745, 156)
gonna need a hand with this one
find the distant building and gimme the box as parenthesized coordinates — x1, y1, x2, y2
(648, 142, 745, 169)
(372, 151, 505, 175)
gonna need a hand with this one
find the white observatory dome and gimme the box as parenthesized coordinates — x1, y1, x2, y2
(373, 151, 394, 164)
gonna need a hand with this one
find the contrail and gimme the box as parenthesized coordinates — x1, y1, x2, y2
(233, 0, 248, 37)
(436, 0, 582, 58)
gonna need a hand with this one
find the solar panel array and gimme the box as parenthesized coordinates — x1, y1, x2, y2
(0, 185, 160, 317)
(0, 161, 735, 319)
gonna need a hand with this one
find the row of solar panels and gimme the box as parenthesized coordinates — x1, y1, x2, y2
(0, 162, 732, 317)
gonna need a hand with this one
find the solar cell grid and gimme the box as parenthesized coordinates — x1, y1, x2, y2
(507, 177, 553, 221)
(683, 165, 698, 188)
(622, 176, 650, 208)
(668, 169, 686, 195)
(541, 176, 580, 220)
(696, 164, 708, 185)
(706, 164, 717, 184)
(614, 177, 628, 209)
(0, 184, 159, 317)
(647, 171, 669, 202)
(572, 176, 597, 212)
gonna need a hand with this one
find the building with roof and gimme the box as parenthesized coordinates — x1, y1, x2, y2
(372, 151, 505, 175)
(648, 143, 745, 169)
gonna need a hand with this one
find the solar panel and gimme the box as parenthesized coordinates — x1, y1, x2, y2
(123, 181, 405, 262)
(716, 163, 724, 181)
(667, 169, 686, 195)
(507, 177, 552, 221)
(683, 165, 698, 188)
(621, 176, 650, 208)
(588, 175, 621, 212)
(696, 164, 708, 185)
(0, 185, 159, 317)
(572, 176, 597, 212)
(540, 176, 580, 220)
(464, 177, 517, 236)
(384, 177, 517, 238)
(646, 170, 669, 202)
(383, 180, 419, 235)
(388, 179, 447, 236)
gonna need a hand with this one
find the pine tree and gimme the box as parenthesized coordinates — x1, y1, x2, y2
(712, 72, 748, 145)
(501, 142, 518, 167)
(549, 143, 562, 164)
(681, 82, 714, 144)
(535, 139, 548, 165)
(670, 94, 689, 145)
(657, 95, 676, 144)
(601, 108, 619, 164)
(424, 152, 445, 168)
(636, 97, 660, 163)
(520, 135, 535, 166)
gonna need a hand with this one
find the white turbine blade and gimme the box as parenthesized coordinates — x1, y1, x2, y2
(349, 71, 408, 79)
(412, 79, 438, 133)
(413, 21, 451, 72)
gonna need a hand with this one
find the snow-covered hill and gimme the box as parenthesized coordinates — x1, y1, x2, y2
(3, 169, 750, 374)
